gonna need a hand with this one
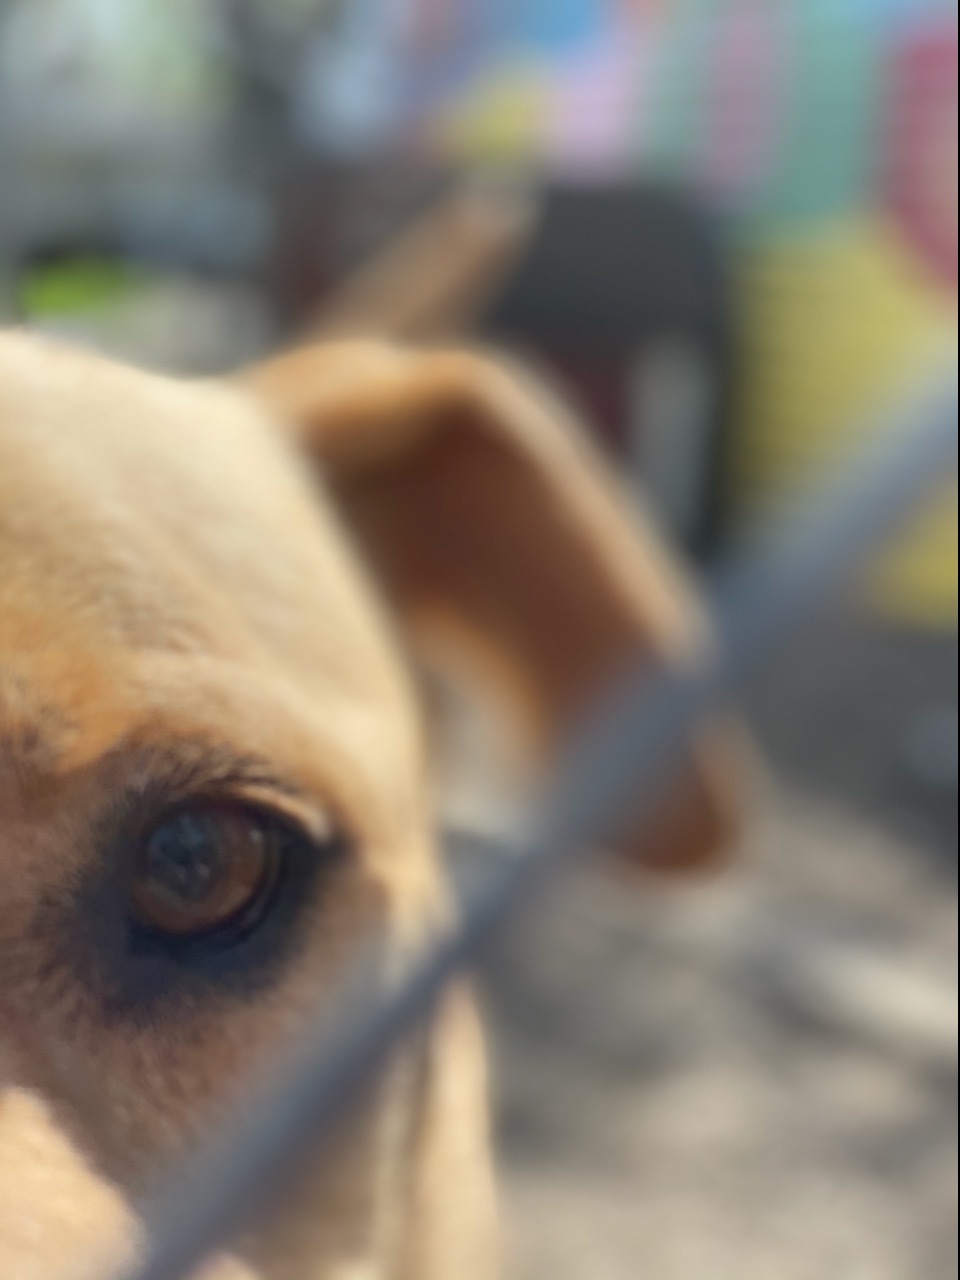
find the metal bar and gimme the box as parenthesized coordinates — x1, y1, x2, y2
(113, 371, 957, 1280)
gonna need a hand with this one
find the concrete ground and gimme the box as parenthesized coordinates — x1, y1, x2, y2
(479, 610, 957, 1280)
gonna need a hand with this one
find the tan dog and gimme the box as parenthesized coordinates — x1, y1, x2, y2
(0, 330, 740, 1280)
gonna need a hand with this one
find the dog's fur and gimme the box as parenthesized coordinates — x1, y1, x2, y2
(0, 330, 740, 1279)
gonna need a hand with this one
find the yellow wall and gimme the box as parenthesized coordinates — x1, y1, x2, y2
(732, 216, 956, 628)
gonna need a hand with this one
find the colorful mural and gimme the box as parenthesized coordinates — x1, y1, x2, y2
(4, 1, 953, 620)
(385, 0, 958, 626)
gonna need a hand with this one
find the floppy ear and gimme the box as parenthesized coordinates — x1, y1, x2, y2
(239, 341, 743, 872)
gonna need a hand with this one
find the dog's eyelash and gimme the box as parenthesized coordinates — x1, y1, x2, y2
(95, 742, 320, 842)
(129, 747, 294, 799)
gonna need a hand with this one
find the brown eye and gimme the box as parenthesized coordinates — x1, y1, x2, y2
(129, 802, 284, 941)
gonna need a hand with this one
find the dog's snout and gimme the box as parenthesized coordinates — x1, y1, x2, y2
(0, 1083, 261, 1279)
(0, 1081, 137, 1279)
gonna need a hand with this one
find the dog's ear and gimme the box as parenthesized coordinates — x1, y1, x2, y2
(239, 341, 743, 872)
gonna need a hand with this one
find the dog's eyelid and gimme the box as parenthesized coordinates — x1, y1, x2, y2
(104, 741, 340, 846)
(229, 783, 336, 844)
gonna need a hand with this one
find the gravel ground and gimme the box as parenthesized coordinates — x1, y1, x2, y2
(476, 610, 957, 1280)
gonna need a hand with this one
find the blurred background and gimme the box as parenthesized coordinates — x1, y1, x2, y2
(0, 2, 956, 1277)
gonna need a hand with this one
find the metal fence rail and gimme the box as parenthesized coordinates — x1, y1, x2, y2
(114, 370, 957, 1280)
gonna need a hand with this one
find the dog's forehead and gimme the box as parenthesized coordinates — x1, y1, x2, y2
(0, 332, 419, 788)
(1, 334, 397, 655)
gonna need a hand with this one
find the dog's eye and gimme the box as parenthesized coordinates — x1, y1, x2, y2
(129, 802, 285, 942)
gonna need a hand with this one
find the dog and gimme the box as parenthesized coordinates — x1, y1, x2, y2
(0, 329, 741, 1279)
